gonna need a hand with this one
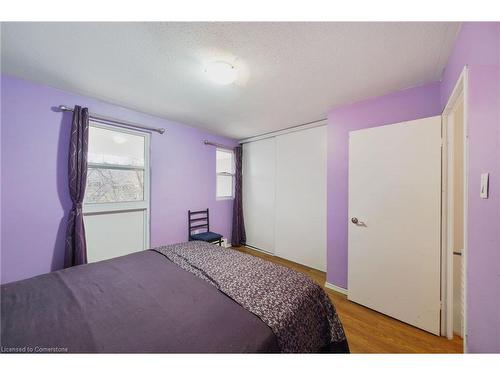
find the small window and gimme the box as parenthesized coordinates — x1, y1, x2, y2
(216, 148, 235, 199)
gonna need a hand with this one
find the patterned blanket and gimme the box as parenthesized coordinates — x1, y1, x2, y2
(154, 241, 347, 353)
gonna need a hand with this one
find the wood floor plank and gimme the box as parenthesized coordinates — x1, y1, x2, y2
(233, 246, 463, 353)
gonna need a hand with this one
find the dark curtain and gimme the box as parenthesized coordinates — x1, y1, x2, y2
(231, 146, 246, 246)
(64, 105, 90, 268)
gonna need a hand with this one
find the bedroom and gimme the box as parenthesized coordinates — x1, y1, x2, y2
(1, 1, 499, 372)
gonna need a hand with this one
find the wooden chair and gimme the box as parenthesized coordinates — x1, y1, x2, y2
(188, 209, 223, 246)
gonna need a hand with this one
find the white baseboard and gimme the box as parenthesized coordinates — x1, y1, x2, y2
(244, 244, 274, 255)
(324, 282, 348, 295)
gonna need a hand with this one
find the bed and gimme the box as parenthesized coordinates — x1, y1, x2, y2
(1, 241, 348, 353)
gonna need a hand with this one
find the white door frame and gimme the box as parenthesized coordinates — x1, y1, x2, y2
(441, 66, 468, 352)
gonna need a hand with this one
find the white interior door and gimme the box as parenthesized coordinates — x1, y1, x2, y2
(243, 138, 276, 253)
(348, 116, 441, 335)
(275, 126, 327, 271)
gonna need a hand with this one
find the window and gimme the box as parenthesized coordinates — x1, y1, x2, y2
(84, 122, 151, 261)
(85, 125, 147, 204)
(216, 148, 235, 199)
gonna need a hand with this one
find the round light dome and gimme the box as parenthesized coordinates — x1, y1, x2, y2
(205, 61, 237, 85)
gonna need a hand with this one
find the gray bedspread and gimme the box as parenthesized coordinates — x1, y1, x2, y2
(155, 241, 347, 353)
(1, 242, 348, 353)
(1, 250, 278, 353)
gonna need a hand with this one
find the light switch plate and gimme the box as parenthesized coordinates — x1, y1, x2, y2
(480, 173, 489, 199)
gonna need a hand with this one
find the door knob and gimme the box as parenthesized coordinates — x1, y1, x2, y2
(351, 217, 359, 224)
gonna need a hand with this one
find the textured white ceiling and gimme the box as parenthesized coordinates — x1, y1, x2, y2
(1, 22, 459, 139)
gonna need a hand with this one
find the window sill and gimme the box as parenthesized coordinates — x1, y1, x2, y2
(216, 196, 234, 201)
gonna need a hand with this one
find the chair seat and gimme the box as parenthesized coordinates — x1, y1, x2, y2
(190, 231, 223, 243)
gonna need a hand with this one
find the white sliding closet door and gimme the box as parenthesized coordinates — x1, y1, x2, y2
(243, 138, 276, 253)
(275, 126, 327, 271)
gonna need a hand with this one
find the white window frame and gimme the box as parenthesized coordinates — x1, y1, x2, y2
(216, 147, 235, 200)
(83, 121, 151, 248)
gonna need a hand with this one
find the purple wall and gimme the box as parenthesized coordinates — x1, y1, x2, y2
(326, 82, 442, 288)
(0, 74, 236, 284)
(439, 22, 499, 353)
(327, 22, 500, 352)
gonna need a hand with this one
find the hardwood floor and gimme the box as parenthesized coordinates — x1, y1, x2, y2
(233, 246, 463, 353)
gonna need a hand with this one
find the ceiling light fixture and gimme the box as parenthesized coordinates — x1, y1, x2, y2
(205, 61, 237, 85)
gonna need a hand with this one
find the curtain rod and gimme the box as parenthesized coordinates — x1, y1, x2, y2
(204, 140, 234, 150)
(238, 118, 327, 144)
(57, 105, 166, 134)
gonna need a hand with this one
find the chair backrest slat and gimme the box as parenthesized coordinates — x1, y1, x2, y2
(190, 223, 208, 230)
(189, 209, 208, 215)
(189, 217, 207, 223)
